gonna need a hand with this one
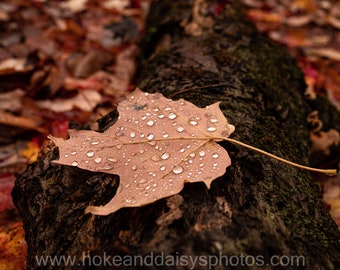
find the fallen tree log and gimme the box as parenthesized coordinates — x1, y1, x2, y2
(13, 1, 340, 269)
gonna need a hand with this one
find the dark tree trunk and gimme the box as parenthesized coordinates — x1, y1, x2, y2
(13, 1, 340, 269)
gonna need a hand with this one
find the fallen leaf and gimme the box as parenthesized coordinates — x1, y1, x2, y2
(306, 47, 340, 62)
(0, 89, 24, 112)
(246, 9, 282, 24)
(36, 90, 102, 112)
(284, 14, 312, 27)
(310, 129, 340, 155)
(0, 109, 45, 133)
(63, 76, 104, 91)
(61, 0, 88, 13)
(0, 142, 29, 174)
(20, 139, 41, 164)
(327, 88, 340, 111)
(0, 174, 16, 212)
(322, 174, 340, 228)
(0, 222, 27, 270)
(0, 58, 31, 75)
(66, 50, 113, 78)
(50, 88, 235, 215)
(103, 0, 130, 11)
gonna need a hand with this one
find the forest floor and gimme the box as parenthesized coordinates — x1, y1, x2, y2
(0, 0, 339, 269)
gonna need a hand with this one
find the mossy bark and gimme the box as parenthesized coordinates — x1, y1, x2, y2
(13, 1, 340, 269)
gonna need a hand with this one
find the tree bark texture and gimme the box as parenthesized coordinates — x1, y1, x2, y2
(13, 1, 340, 269)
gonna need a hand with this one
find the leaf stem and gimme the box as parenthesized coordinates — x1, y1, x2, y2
(223, 137, 337, 176)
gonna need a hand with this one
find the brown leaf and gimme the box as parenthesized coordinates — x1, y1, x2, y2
(0, 58, 32, 75)
(0, 89, 24, 112)
(50, 88, 235, 215)
(60, 0, 88, 13)
(306, 48, 340, 62)
(66, 50, 113, 78)
(0, 174, 16, 211)
(0, 109, 46, 133)
(310, 129, 340, 155)
(36, 90, 102, 112)
(0, 141, 29, 174)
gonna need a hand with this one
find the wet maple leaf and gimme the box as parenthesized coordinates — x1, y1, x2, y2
(50, 88, 235, 215)
(50, 89, 337, 216)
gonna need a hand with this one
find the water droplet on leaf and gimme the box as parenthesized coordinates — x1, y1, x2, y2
(107, 157, 118, 163)
(172, 165, 184, 174)
(151, 154, 160, 161)
(87, 150, 95, 157)
(212, 153, 219, 158)
(147, 120, 155, 126)
(161, 152, 170, 160)
(210, 116, 218, 123)
(168, 112, 177, 119)
(139, 179, 147, 184)
(125, 197, 136, 203)
(94, 157, 102, 164)
(207, 124, 217, 132)
(177, 126, 184, 133)
(147, 133, 154, 140)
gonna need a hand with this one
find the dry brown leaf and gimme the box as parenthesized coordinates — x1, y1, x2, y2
(50, 88, 235, 215)
(103, 0, 130, 11)
(0, 142, 28, 174)
(36, 90, 102, 112)
(0, 89, 24, 112)
(284, 15, 312, 27)
(0, 110, 45, 133)
(306, 48, 340, 62)
(61, 0, 88, 13)
(310, 129, 340, 155)
(0, 58, 32, 75)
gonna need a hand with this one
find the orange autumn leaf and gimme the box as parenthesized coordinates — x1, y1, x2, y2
(20, 140, 41, 164)
(0, 222, 27, 270)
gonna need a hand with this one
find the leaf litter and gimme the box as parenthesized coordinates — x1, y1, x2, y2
(0, 0, 148, 268)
